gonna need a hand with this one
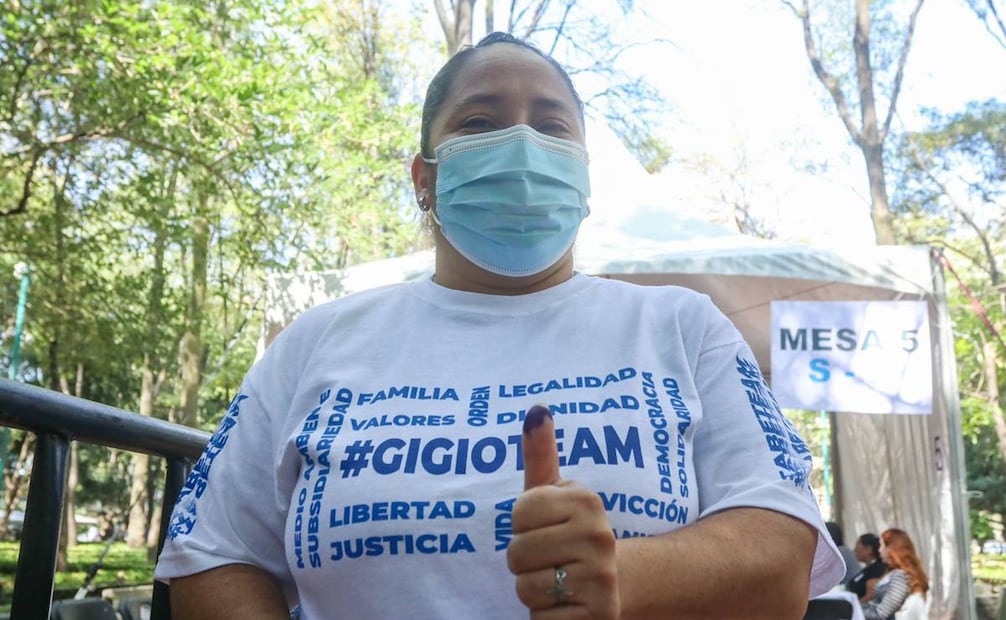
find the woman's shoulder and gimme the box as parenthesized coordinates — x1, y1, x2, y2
(583, 275, 718, 311)
(265, 282, 414, 356)
(295, 281, 412, 322)
(878, 568, 907, 584)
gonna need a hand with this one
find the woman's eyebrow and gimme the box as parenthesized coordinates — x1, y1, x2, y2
(530, 95, 577, 115)
(449, 93, 577, 116)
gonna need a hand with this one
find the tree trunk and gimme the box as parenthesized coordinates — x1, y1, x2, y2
(126, 221, 167, 548)
(853, 0, 896, 245)
(145, 458, 163, 550)
(860, 140, 896, 244)
(57, 441, 79, 571)
(792, 0, 921, 246)
(57, 364, 83, 569)
(174, 212, 208, 427)
(0, 432, 34, 537)
(984, 340, 1006, 467)
(434, 0, 474, 55)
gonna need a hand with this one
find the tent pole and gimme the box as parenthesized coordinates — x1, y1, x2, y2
(819, 409, 832, 519)
(829, 411, 842, 526)
(932, 247, 977, 620)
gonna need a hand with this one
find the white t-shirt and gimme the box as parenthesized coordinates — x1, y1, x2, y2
(155, 273, 844, 618)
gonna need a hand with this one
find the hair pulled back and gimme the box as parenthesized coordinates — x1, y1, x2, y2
(857, 533, 881, 559)
(419, 32, 584, 158)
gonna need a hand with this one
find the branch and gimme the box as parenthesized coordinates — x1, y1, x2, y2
(781, 0, 801, 15)
(123, 136, 241, 205)
(433, 0, 455, 51)
(521, 0, 552, 39)
(978, 0, 1006, 48)
(546, 1, 575, 55)
(906, 137, 1001, 284)
(4, 108, 146, 156)
(881, 0, 925, 141)
(790, 0, 863, 145)
(510, 0, 530, 33)
(3, 39, 43, 124)
(1, 148, 40, 217)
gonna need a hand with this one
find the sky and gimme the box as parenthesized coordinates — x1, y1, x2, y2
(615, 0, 1006, 246)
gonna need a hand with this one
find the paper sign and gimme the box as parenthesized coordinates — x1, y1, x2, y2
(770, 301, 932, 414)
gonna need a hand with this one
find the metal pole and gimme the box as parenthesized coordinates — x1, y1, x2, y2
(10, 431, 70, 620)
(820, 409, 832, 520)
(1, 262, 31, 495)
(151, 457, 191, 620)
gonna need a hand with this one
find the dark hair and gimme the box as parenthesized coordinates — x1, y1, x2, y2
(825, 521, 844, 547)
(420, 31, 584, 158)
(857, 533, 880, 558)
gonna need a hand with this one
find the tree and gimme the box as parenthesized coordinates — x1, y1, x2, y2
(430, 1, 674, 173)
(966, 0, 1006, 48)
(891, 99, 1006, 532)
(784, 0, 925, 244)
(1, 0, 432, 550)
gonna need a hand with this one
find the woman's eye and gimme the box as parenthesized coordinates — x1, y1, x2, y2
(537, 121, 571, 136)
(462, 117, 495, 130)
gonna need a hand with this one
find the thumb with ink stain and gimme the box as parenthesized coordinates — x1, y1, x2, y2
(522, 404, 560, 490)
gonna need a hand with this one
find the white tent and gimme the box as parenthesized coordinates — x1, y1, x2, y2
(260, 120, 975, 619)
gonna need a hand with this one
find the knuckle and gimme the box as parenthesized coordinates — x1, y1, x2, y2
(505, 541, 523, 573)
(572, 487, 604, 510)
(585, 524, 616, 551)
(594, 563, 618, 590)
(511, 492, 540, 531)
(514, 575, 537, 605)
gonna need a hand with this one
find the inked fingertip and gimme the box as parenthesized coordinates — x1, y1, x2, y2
(522, 404, 552, 435)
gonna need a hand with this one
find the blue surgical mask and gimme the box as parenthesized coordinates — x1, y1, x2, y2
(423, 124, 591, 277)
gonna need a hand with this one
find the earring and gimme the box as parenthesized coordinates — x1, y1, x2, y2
(417, 193, 431, 212)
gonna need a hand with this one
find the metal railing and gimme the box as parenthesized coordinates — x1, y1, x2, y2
(0, 378, 210, 620)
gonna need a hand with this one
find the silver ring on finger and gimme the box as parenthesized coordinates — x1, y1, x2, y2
(545, 566, 574, 606)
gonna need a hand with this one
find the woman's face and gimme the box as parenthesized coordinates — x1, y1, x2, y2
(879, 539, 890, 564)
(426, 44, 585, 156)
(413, 44, 586, 291)
(853, 540, 871, 563)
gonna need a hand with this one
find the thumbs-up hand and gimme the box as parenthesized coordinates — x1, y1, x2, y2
(506, 405, 620, 618)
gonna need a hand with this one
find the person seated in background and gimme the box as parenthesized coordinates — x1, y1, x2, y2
(847, 532, 887, 603)
(862, 528, 929, 620)
(827, 521, 860, 585)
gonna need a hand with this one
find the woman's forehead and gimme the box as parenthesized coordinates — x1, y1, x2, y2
(444, 45, 578, 111)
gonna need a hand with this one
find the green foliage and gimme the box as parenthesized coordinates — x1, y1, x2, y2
(1, 0, 434, 520)
(893, 100, 1006, 233)
(973, 552, 1006, 585)
(0, 541, 155, 610)
(891, 98, 1006, 533)
(963, 395, 1006, 520)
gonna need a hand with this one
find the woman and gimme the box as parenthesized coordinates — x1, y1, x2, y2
(862, 529, 929, 620)
(155, 32, 843, 618)
(847, 532, 887, 603)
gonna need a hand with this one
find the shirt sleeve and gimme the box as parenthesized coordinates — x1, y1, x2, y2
(864, 571, 909, 619)
(153, 371, 296, 604)
(688, 302, 845, 597)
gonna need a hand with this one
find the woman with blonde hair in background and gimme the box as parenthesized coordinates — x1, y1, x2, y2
(863, 528, 929, 620)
